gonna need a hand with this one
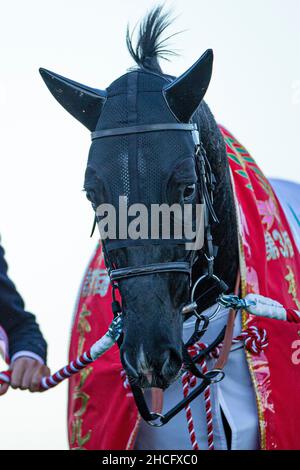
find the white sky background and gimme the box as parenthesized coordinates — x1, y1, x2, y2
(0, 0, 299, 450)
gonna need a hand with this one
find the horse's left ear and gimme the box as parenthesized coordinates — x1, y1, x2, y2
(39, 68, 107, 131)
(163, 49, 213, 122)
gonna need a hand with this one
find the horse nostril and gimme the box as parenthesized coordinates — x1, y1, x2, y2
(161, 352, 171, 377)
(122, 351, 139, 379)
(160, 349, 182, 379)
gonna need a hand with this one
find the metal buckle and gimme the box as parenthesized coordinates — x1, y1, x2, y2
(147, 412, 165, 427)
(204, 368, 225, 384)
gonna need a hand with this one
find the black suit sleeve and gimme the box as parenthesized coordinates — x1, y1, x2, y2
(0, 243, 47, 362)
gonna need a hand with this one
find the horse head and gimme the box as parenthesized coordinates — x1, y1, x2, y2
(40, 7, 214, 390)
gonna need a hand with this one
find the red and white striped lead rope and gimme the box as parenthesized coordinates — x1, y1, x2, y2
(0, 315, 123, 390)
(182, 325, 268, 450)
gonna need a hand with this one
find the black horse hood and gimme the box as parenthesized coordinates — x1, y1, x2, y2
(87, 70, 196, 211)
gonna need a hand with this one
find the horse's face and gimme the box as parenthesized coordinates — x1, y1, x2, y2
(84, 79, 198, 387)
(40, 49, 213, 389)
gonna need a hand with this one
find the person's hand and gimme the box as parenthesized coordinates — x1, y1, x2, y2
(0, 381, 9, 396)
(0, 357, 50, 395)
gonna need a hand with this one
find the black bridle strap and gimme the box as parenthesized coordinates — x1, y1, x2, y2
(159, 378, 210, 424)
(129, 323, 228, 425)
(130, 377, 211, 425)
(91, 123, 197, 140)
(109, 262, 191, 282)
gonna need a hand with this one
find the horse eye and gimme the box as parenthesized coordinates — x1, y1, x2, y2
(183, 183, 196, 201)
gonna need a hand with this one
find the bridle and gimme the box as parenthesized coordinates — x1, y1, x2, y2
(91, 121, 231, 426)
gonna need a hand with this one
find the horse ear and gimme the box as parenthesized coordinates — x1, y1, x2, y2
(39, 68, 107, 131)
(163, 49, 213, 122)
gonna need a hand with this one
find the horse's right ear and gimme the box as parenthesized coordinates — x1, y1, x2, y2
(39, 68, 107, 131)
(163, 49, 213, 123)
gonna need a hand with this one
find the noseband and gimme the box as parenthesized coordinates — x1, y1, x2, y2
(109, 262, 191, 281)
(91, 121, 229, 426)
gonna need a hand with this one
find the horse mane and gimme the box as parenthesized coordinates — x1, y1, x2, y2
(126, 5, 180, 73)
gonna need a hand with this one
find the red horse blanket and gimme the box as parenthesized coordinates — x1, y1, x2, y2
(68, 126, 300, 450)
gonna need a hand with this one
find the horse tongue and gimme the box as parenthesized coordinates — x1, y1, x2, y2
(151, 388, 164, 414)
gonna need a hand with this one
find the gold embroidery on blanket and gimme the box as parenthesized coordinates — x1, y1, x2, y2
(285, 265, 300, 310)
(78, 366, 93, 389)
(224, 134, 279, 203)
(73, 391, 90, 417)
(71, 417, 91, 450)
(70, 304, 93, 449)
(77, 305, 91, 355)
